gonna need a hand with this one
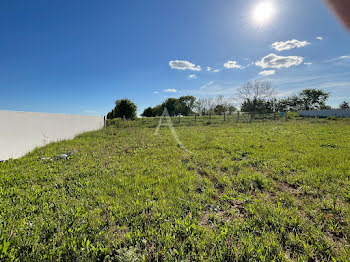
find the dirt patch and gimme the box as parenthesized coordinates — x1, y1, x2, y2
(196, 168, 219, 184)
(275, 181, 301, 195)
(199, 199, 247, 227)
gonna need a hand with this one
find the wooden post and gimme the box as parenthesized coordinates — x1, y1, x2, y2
(209, 112, 211, 120)
(285, 112, 288, 121)
(103, 116, 106, 127)
(273, 111, 276, 121)
(237, 111, 240, 123)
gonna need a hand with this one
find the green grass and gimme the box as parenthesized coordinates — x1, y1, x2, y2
(1, 118, 349, 261)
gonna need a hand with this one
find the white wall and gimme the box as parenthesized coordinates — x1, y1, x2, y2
(0, 110, 104, 160)
(299, 109, 350, 118)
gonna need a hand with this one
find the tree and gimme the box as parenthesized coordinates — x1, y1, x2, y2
(162, 98, 178, 116)
(141, 107, 154, 117)
(113, 98, 137, 120)
(175, 96, 196, 115)
(276, 89, 331, 112)
(298, 89, 330, 110)
(199, 97, 214, 115)
(321, 105, 332, 110)
(241, 99, 272, 113)
(106, 110, 114, 120)
(286, 95, 304, 111)
(152, 105, 163, 116)
(193, 99, 205, 116)
(238, 80, 275, 114)
(339, 101, 350, 109)
(206, 98, 216, 115)
(214, 104, 226, 115)
(227, 105, 237, 114)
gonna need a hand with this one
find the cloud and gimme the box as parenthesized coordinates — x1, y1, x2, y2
(316, 36, 323, 40)
(169, 60, 201, 71)
(188, 74, 197, 79)
(163, 89, 177, 93)
(255, 53, 304, 69)
(325, 55, 350, 62)
(319, 81, 350, 89)
(272, 39, 311, 51)
(259, 70, 276, 76)
(207, 66, 220, 72)
(304, 62, 312, 65)
(223, 60, 241, 69)
(153, 91, 159, 94)
(200, 81, 215, 89)
(184, 80, 241, 96)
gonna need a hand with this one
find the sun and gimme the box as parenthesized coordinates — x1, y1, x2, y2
(253, 2, 275, 25)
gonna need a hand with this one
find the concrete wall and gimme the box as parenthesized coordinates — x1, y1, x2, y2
(298, 109, 350, 118)
(0, 110, 104, 160)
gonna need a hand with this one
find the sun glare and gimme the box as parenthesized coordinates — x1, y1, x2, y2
(253, 2, 275, 25)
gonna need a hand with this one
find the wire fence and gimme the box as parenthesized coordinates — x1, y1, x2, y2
(106, 111, 292, 128)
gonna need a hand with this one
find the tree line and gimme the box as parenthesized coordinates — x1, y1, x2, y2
(141, 95, 237, 117)
(106, 80, 349, 120)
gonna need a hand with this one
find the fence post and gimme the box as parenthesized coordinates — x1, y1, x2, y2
(104, 116, 106, 127)
(209, 112, 212, 120)
(285, 112, 288, 121)
(273, 111, 276, 121)
(237, 111, 240, 123)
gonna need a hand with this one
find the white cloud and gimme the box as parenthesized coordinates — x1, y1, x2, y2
(183, 80, 241, 97)
(153, 91, 159, 94)
(255, 53, 304, 69)
(163, 89, 177, 93)
(316, 36, 323, 40)
(325, 55, 350, 63)
(207, 66, 220, 72)
(319, 81, 350, 89)
(200, 81, 215, 89)
(304, 62, 312, 65)
(188, 74, 197, 79)
(223, 60, 241, 69)
(169, 60, 201, 71)
(259, 70, 276, 76)
(272, 39, 311, 51)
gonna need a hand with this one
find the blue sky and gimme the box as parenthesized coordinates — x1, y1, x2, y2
(0, 0, 349, 116)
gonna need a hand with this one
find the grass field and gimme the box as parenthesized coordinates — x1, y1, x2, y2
(1, 118, 349, 261)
